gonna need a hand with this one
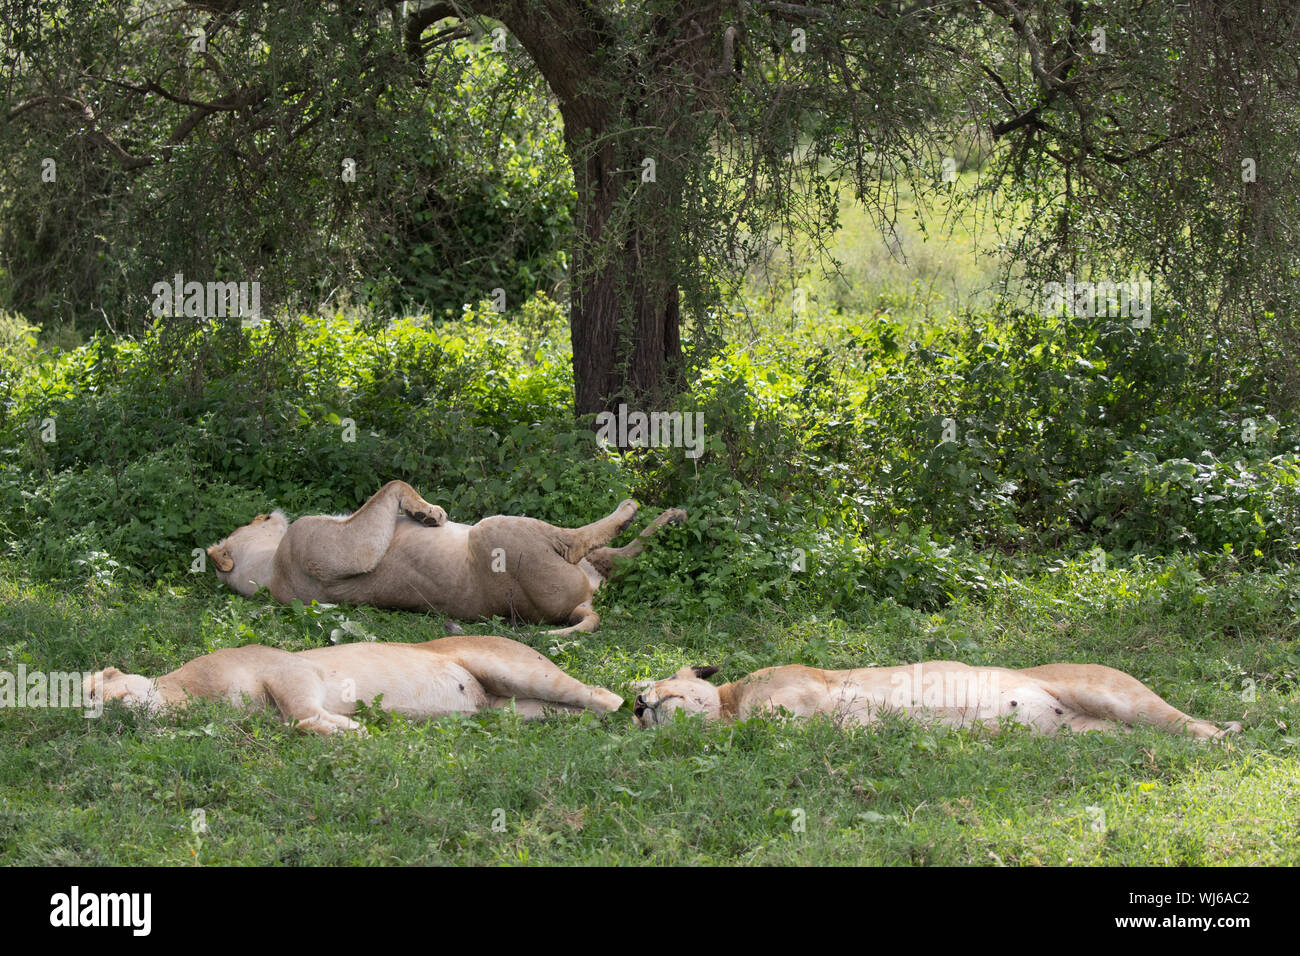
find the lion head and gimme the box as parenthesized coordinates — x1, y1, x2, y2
(632, 665, 721, 727)
(83, 666, 163, 713)
(206, 511, 288, 595)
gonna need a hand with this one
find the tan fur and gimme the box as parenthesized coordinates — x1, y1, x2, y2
(633, 661, 1242, 740)
(207, 480, 686, 635)
(84, 635, 623, 735)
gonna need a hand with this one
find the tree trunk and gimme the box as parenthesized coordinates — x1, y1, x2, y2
(186, 0, 694, 422)
(482, 1, 694, 422)
(566, 117, 684, 420)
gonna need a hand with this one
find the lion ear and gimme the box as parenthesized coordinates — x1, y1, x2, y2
(691, 665, 720, 680)
(206, 545, 234, 572)
(100, 666, 123, 679)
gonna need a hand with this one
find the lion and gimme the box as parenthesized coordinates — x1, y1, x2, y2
(83, 634, 623, 735)
(206, 480, 686, 634)
(633, 661, 1243, 740)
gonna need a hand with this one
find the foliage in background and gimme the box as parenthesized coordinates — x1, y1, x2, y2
(3, 299, 1296, 615)
(361, 35, 574, 315)
(6, 2, 1297, 419)
(0, 7, 572, 329)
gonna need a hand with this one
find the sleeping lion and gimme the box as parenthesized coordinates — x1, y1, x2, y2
(85, 635, 622, 735)
(633, 661, 1242, 739)
(206, 480, 686, 635)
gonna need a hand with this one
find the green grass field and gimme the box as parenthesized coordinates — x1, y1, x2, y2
(3, 554, 1295, 866)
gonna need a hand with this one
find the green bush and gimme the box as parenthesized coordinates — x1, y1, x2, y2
(2, 300, 1296, 613)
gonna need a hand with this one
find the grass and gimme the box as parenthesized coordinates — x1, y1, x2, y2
(2, 554, 1296, 866)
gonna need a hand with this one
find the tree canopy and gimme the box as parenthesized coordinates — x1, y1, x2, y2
(2, 0, 1297, 412)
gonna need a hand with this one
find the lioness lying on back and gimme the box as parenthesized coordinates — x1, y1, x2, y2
(206, 480, 686, 636)
(85, 635, 622, 735)
(633, 661, 1242, 740)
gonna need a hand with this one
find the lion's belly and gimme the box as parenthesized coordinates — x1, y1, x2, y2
(326, 520, 493, 616)
(300, 645, 490, 717)
(829, 663, 1060, 729)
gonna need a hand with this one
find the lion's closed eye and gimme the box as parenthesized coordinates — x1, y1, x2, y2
(653, 694, 690, 716)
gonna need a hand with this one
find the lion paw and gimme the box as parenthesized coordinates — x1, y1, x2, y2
(406, 504, 447, 527)
(660, 508, 687, 526)
(295, 711, 366, 736)
(616, 498, 640, 532)
(1219, 721, 1243, 736)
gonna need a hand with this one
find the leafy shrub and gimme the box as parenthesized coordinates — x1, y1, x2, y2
(0, 297, 626, 582)
(1, 299, 1296, 614)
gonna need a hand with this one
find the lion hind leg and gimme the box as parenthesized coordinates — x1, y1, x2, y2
(554, 499, 639, 564)
(433, 635, 622, 713)
(1102, 686, 1231, 739)
(1057, 713, 1123, 735)
(493, 698, 585, 719)
(1041, 665, 1237, 740)
(586, 507, 687, 580)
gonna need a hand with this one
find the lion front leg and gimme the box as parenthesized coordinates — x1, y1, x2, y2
(291, 480, 446, 580)
(387, 480, 447, 528)
(292, 710, 365, 736)
(259, 661, 365, 735)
